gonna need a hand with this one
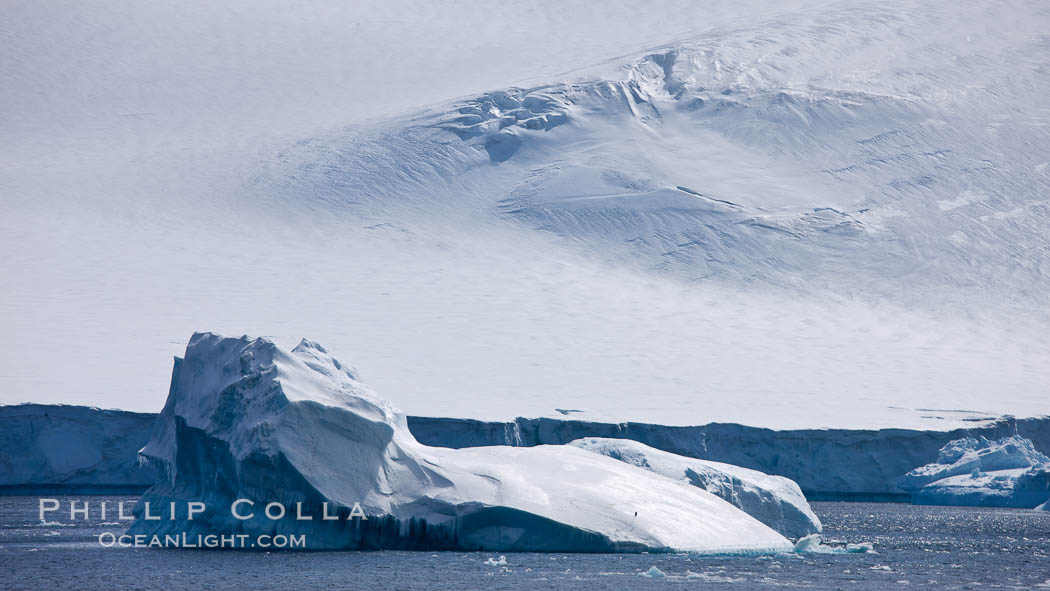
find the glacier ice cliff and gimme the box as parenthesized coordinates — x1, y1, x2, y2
(897, 436, 1050, 508)
(129, 333, 792, 553)
(0, 404, 156, 493)
(408, 416, 1050, 501)
(569, 437, 820, 538)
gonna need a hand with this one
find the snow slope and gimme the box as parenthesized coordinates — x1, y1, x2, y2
(3, 1, 1049, 429)
(132, 332, 792, 552)
(569, 437, 820, 538)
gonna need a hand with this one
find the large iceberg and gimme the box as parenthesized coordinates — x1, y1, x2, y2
(898, 436, 1050, 507)
(569, 437, 820, 539)
(130, 333, 793, 553)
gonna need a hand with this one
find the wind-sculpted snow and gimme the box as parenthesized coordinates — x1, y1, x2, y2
(265, 3, 1050, 302)
(898, 436, 1050, 508)
(131, 333, 792, 553)
(569, 438, 820, 538)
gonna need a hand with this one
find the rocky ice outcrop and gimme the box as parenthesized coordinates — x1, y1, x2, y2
(898, 436, 1050, 507)
(130, 333, 793, 553)
(0, 404, 156, 492)
(569, 437, 820, 539)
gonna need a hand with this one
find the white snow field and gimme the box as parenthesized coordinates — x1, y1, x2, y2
(897, 435, 1050, 507)
(3, 1, 1049, 429)
(569, 437, 821, 538)
(132, 332, 793, 553)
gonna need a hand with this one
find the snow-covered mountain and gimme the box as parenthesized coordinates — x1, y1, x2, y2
(3, 1, 1048, 429)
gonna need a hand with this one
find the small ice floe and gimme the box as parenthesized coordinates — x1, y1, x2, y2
(794, 534, 874, 554)
(847, 541, 875, 553)
(483, 555, 508, 566)
(870, 565, 893, 572)
(685, 571, 744, 583)
(639, 566, 666, 578)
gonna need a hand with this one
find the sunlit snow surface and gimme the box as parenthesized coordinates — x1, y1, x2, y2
(3, 0, 1049, 428)
(570, 437, 822, 538)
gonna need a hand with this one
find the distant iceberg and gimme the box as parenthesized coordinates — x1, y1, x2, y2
(129, 333, 793, 553)
(569, 437, 821, 538)
(898, 435, 1050, 508)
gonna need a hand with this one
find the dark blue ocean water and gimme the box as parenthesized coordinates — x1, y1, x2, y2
(1, 497, 1049, 590)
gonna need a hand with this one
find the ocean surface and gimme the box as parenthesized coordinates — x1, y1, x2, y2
(1, 497, 1049, 590)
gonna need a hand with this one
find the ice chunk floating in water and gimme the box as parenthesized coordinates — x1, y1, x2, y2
(640, 566, 667, 578)
(569, 437, 821, 538)
(898, 435, 1050, 508)
(130, 333, 793, 553)
(793, 534, 874, 554)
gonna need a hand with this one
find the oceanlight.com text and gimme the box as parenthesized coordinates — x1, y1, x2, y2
(97, 532, 307, 549)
